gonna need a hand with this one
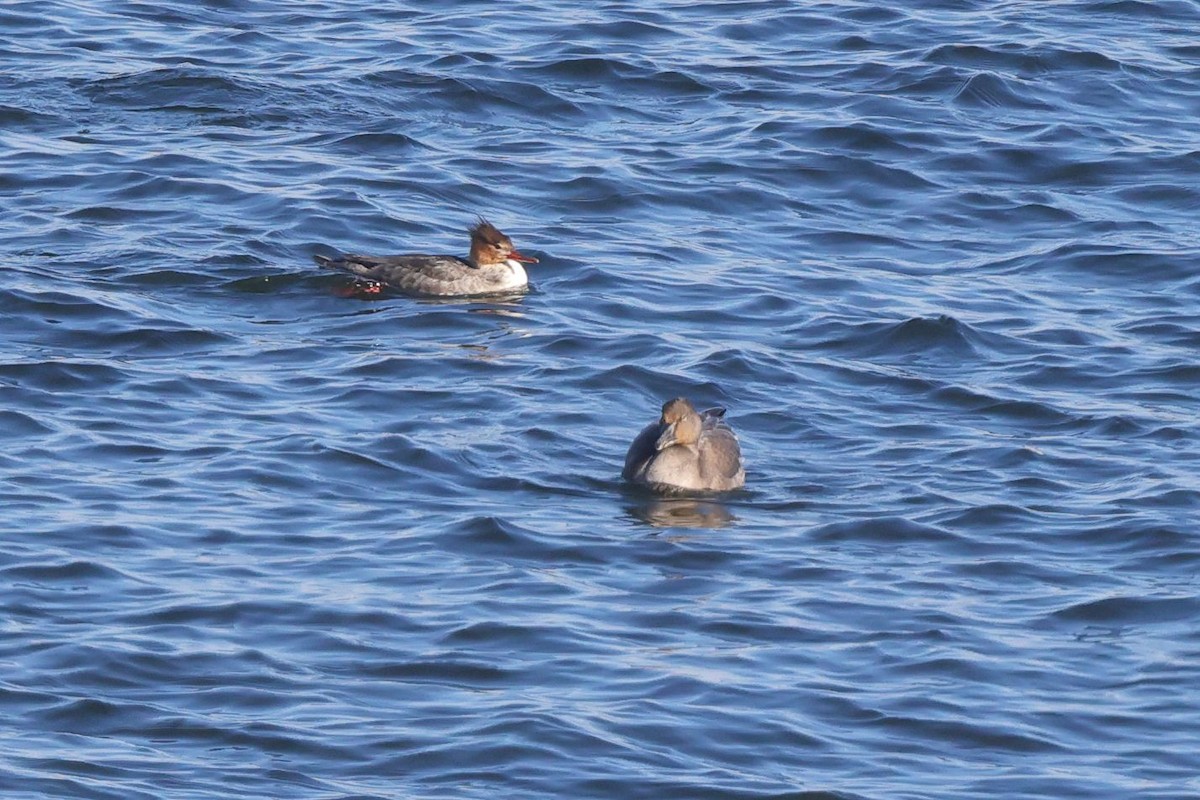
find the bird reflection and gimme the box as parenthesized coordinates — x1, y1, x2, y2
(628, 497, 737, 529)
(420, 294, 529, 316)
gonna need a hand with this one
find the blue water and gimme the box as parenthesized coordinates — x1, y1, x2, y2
(2, 2, 1199, 798)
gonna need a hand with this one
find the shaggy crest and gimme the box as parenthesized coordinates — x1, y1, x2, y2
(469, 218, 510, 247)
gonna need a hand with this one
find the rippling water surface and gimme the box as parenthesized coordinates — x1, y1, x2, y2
(3, 2, 1200, 798)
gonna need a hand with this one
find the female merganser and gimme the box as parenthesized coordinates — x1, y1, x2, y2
(623, 398, 746, 493)
(314, 218, 538, 297)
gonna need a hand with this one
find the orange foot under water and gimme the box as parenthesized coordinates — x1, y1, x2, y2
(333, 279, 385, 299)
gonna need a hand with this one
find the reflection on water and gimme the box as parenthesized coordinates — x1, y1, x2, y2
(417, 293, 529, 315)
(628, 497, 737, 529)
(437, 320, 533, 361)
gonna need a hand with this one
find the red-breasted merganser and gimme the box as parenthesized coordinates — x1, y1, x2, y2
(623, 398, 746, 493)
(314, 218, 538, 297)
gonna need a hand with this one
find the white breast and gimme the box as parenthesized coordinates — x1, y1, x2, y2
(498, 260, 529, 290)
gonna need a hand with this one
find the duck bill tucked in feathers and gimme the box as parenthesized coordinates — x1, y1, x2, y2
(623, 397, 746, 494)
(655, 422, 679, 451)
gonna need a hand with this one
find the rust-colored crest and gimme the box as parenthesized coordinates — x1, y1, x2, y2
(469, 218, 511, 247)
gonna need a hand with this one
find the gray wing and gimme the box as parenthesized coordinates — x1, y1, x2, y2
(623, 421, 663, 480)
(698, 421, 744, 483)
(314, 253, 474, 293)
(314, 252, 387, 279)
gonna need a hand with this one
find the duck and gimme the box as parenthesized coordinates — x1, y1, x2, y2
(623, 397, 746, 493)
(314, 218, 538, 297)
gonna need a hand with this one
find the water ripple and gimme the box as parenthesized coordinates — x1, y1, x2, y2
(2, 1, 1200, 799)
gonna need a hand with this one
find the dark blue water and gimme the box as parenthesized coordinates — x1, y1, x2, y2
(3, 2, 1199, 798)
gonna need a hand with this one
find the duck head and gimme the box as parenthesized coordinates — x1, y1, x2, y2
(655, 397, 703, 450)
(468, 218, 538, 267)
